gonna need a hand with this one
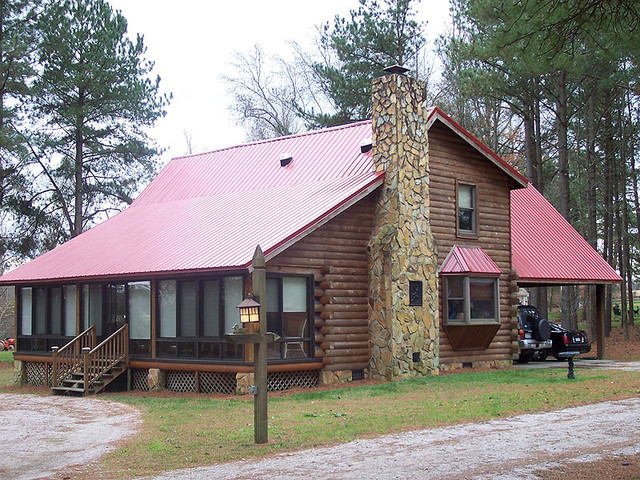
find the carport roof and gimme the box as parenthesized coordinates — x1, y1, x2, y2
(511, 183, 621, 285)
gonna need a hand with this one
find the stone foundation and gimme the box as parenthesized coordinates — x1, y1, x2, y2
(320, 369, 354, 385)
(236, 372, 254, 395)
(13, 359, 26, 386)
(439, 359, 512, 372)
(147, 368, 165, 390)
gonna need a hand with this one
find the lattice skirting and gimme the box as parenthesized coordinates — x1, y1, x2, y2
(131, 368, 150, 391)
(25, 361, 52, 387)
(267, 370, 319, 391)
(131, 368, 318, 394)
(199, 372, 236, 395)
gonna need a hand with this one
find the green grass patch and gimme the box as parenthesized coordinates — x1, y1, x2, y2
(0, 351, 14, 364)
(96, 368, 640, 479)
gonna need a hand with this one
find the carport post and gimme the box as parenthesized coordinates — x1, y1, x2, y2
(596, 284, 605, 360)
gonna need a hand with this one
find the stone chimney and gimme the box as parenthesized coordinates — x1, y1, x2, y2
(368, 70, 439, 380)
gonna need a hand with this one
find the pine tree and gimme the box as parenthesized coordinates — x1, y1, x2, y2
(33, 0, 169, 240)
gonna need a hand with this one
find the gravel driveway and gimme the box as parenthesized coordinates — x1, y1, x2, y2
(150, 397, 640, 480)
(0, 393, 140, 480)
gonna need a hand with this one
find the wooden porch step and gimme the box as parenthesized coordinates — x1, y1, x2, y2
(52, 386, 95, 396)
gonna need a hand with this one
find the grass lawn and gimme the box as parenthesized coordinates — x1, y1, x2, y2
(0, 351, 14, 386)
(94, 368, 640, 479)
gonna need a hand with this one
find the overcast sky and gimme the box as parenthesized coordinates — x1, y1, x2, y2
(107, 0, 452, 164)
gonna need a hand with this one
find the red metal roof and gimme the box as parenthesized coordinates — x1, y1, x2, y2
(4, 111, 594, 286)
(511, 183, 621, 284)
(440, 246, 502, 276)
(0, 121, 381, 284)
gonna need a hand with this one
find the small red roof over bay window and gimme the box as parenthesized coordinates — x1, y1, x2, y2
(439, 246, 502, 276)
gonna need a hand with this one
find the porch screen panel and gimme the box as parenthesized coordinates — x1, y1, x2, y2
(50, 287, 62, 335)
(159, 280, 176, 337)
(266, 278, 280, 335)
(34, 288, 47, 335)
(84, 285, 103, 335)
(282, 276, 307, 337)
(180, 281, 197, 337)
(20, 287, 32, 335)
(222, 276, 243, 334)
(129, 282, 151, 339)
(203, 280, 220, 337)
(64, 285, 77, 336)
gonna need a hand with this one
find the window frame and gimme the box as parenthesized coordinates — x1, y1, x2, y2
(456, 181, 478, 237)
(443, 275, 500, 325)
(265, 273, 314, 361)
(155, 276, 244, 362)
(17, 284, 78, 353)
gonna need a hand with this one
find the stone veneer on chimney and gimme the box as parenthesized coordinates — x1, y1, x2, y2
(368, 72, 439, 380)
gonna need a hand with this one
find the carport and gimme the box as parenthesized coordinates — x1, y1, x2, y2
(511, 184, 622, 359)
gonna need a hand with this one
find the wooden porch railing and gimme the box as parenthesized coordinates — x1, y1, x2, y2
(82, 324, 129, 395)
(52, 325, 97, 387)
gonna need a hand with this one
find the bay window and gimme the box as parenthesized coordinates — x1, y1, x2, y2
(444, 275, 499, 324)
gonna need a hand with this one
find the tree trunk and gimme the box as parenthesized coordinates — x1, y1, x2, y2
(73, 108, 84, 238)
(555, 72, 576, 329)
(622, 151, 634, 331)
(602, 105, 615, 337)
(614, 154, 628, 341)
(584, 92, 597, 341)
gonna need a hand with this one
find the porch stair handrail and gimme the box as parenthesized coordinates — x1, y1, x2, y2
(52, 325, 97, 387)
(82, 324, 129, 395)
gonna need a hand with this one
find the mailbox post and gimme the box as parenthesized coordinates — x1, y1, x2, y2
(224, 245, 277, 444)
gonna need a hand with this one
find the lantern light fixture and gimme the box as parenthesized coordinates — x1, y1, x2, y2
(237, 295, 261, 324)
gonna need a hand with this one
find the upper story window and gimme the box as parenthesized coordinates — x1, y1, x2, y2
(457, 183, 477, 235)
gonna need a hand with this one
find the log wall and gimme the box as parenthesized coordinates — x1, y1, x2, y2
(267, 195, 377, 372)
(429, 121, 518, 366)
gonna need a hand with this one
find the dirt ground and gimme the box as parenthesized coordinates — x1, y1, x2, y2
(0, 393, 140, 480)
(599, 323, 640, 360)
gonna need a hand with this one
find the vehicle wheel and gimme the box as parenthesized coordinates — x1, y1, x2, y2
(536, 350, 548, 361)
(534, 319, 551, 341)
(517, 352, 534, 364)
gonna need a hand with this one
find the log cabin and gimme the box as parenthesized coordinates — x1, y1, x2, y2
(0, 70, 620, 395)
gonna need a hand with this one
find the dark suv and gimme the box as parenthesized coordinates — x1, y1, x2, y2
(517, 305, 552, 363)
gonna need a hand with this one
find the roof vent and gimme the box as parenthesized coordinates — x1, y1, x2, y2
(280, 152, 293, 167)
(360, 138, 373, 153)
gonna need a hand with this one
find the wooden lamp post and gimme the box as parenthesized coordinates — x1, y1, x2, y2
(225, 245, 278, 444)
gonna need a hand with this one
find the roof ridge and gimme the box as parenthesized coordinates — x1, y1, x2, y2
(171, 120, 373, 162)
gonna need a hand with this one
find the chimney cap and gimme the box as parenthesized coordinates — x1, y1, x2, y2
(384, 64, 410, 75)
